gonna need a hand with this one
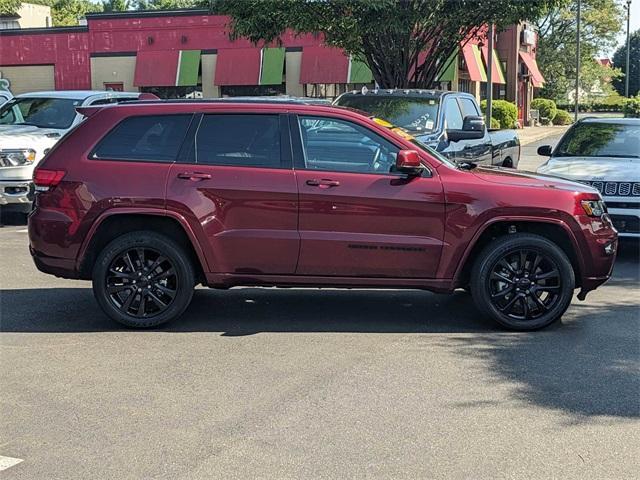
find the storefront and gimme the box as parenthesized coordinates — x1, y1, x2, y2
(1, 9, 543, 117)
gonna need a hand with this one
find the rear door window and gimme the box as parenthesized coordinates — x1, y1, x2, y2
(194, 114, 282, 168)
(92, 115, 192, 162)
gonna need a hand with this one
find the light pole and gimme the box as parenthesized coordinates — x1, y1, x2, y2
(625, 0, 632, 97)
(575, 0, 581, 122)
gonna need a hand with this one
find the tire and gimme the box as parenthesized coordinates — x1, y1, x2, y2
(470, 233, 575, 331)
(502, 157, 513, 168)
(92, 231, 195, 328)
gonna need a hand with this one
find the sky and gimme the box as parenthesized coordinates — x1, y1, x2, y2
(615, 0, 640, 50)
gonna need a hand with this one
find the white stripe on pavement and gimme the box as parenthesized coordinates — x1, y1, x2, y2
(0, 456, 23, 471)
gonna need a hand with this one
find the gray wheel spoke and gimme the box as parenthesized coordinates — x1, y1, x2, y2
(519, 250, 528, 273)
(120, 290, 135, 313)
(154, 284, 176, 298)
(535, 269, 559, 281)
(491, 271, 513, 284)
(148, 291, 168, 309)
(107, 284, 131, 294)
(137, 293, 147, 316)
(123, 252, 136, 273)
(491, 286, 514, 299)
(536, 285, 560, 292)
(152, 268, 175, 281)
(136, 248, 145, 268)
(109, 269, 134, 280)
(521, 296, 529, 318)
(532, 253, 542, 272)
(498, 259, 516, 274)
(499, 294, 521, 313)
(531, 292, 548, 312)
(148, 256, 167, 273)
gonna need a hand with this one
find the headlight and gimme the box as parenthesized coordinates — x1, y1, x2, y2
(581, 199, 606, 217)
(0, 148, 37, 166)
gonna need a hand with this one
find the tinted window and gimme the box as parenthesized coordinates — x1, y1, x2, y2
(0, 97, 80, 129)
(458, 98, 480, 118)
(335, 95, 439, 133)
(195, 114, 281, 167)
(93, 115, 191, 162)
(298, 116, 399, 174)
(444, 99, 463, 129)
(555, 123, 640, 158)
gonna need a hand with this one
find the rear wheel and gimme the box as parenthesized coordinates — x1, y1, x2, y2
(470, 233, 575, 331)
(92, 231, 195, 328)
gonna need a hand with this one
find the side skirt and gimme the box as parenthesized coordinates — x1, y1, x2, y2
(205, 273, 454, 293)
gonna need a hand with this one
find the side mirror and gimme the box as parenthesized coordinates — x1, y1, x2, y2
(447, 116, 485, 142)
(396, 150, 423, 175)
(537, 145, 553, 156)
(462, 115, 485, 132)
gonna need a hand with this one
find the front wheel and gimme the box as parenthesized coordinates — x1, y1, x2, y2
(92, 231, 195, 328)
(470, 233, 575, 331)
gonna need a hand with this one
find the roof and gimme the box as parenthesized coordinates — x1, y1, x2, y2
(120, 97, 324, 106)
(15, 91, 141, 100)
(579, 117, 640, 125)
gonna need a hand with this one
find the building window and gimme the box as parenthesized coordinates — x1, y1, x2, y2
(104, 82, 124, 92)
(458, 79, 471, 93)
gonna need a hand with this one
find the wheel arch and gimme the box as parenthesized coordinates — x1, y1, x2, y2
(454, 218, 584, 289)
(77, 209, 208, 283)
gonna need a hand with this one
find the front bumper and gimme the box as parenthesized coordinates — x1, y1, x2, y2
(605, 197, 640, 238)
(0, 179, 34, 210)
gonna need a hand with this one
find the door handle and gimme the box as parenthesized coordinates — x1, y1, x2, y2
(306, 179, 340, 187)
(177, 172, 212, 181)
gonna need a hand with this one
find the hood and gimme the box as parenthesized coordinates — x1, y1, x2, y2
(471, 165, 599, 194)
(0, 125, 65, 161)
(537, 156, 640, 182)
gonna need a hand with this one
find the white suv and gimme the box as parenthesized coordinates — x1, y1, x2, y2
(0, 90, 145, 214)
(537, 118, 640, 238)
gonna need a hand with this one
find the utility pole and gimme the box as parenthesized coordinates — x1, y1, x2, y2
(486, 24, 494, 127)
(625, 0, 632, 97)
(575, 0, 581, 122)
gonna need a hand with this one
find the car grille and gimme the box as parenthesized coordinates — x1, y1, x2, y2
(610, 214, 640, 234)
(579, 180, 640, 197)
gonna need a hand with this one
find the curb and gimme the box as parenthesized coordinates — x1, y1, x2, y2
(518, 126, 570, 146)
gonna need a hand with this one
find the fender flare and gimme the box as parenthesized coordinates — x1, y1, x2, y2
(452, 215, 585, 284)
(76, 207, 210, 273)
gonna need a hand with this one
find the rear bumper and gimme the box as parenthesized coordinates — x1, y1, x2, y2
(30, 246, 82, 279)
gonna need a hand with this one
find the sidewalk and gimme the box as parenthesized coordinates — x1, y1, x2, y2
(517, 125, 569, 145)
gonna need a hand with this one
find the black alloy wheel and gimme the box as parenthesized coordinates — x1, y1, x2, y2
(488, 249, 561, 321)
(470, 233, 575, 331)
(106, 247, 177, 318)
(93, 231, 195, 328)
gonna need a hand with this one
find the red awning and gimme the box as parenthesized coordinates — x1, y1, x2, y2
(134, 50, 179, 87)
(214, 48, 261, 86)
(481, 47, 506, 84)
(519, 50, 545, 87)
(461, 43, 486, 82)
(299, 46, 349, 84)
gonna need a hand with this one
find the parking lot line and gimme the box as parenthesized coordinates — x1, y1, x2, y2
(0, 456, 23, 471)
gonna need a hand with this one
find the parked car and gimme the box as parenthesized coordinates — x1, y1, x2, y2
(334, 89, 520, 167)
(537, 118, 640, 238)
(0, 90, 151, 214)
(29, 100, 617, 331)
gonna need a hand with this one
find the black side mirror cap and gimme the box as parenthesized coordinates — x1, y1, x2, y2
(537, 145, 553, 156)
(447, 129, 485, 142)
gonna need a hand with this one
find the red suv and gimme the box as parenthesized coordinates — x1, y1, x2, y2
(28, 100, 617, 330)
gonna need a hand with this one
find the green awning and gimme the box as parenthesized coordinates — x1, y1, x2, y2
(176, 50, 201, 86)
(260, 47, 285, 85)
(349, 56, 373, 83)
(436, 50, 458, 82)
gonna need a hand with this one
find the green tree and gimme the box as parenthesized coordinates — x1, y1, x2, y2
(50, 0, 102, 25)
(612, 29, 640, 97)
(0, 0, 22, 16)
(209, 0, 563, 89)
(102, 0, 130, 12)
(535, 0, 624, 102)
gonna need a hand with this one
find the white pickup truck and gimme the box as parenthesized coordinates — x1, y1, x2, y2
(0, 90, 147, 214)
(537, 117, 640, 238)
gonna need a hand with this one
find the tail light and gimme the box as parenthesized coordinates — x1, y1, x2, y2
(33, 169, 66, 192)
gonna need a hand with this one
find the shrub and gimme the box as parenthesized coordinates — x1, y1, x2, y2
(489, 117, 500, 129)
(531, 98, 557, 123)
(480, 99, 517, 129)
(623, 96, 640, 118)
(552, 109, 573, 125)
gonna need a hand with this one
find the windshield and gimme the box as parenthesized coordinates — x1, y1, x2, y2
(0, 97, 81, 129)
(336, 95, 439, 133)
(554, 122, 640, 159)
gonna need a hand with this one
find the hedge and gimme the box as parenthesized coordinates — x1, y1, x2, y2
(531, 98, 557, 124)
(623, 96, 640, 117)
(552, 109, 573, 125)
(480, 99, 517, 129)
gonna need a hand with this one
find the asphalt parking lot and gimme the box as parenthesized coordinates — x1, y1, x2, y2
(1, 136, 639, 479)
